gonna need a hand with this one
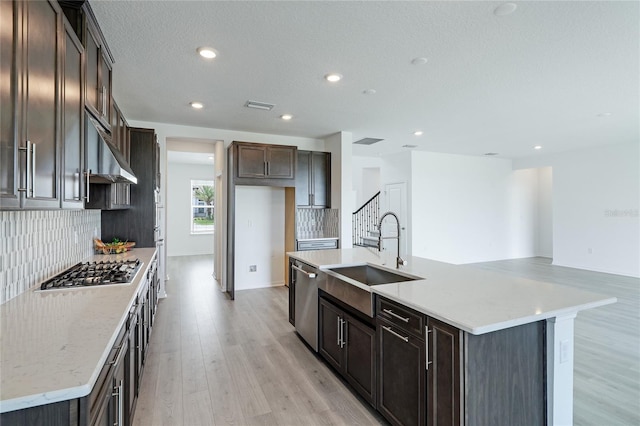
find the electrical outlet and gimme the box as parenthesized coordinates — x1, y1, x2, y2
(559, 339, 570, 364)
(249, 265, 257, 272)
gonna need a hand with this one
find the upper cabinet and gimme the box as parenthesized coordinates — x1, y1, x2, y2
(84, 9, 112, 129)
(296, 150, 331, 208)
(231, 141, 296, 186)
(61, 18, 85, 208)
(0, 0, 65, 209)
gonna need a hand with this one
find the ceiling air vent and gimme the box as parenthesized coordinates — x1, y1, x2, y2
(402, 144, 418, 148)
(244, 100, 275, 111)
(484, 152, 499, 156)
(353, 137, 384, 145)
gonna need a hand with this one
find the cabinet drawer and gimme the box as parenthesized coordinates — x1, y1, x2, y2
(376, 296, 425, 339)
(297, 239, 338, 251)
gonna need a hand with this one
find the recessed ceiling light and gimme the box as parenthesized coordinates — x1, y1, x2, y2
(494, 3, 517, 16)
(534, 145, 542, 150)
(280, 114, 293, 120)
(413, 131, 423, 136)
(325, 73, 342, 83)
(190, 102, 204, 109)
(411, 57, 429, 65)
(197, 47, 217, 59)
(597, 112, 612, 117)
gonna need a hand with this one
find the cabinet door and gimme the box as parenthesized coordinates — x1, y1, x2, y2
(237, 144, 267, 178)
(0, 0, 19, 208)
(61, 20, 84, 208)
(344, 314, 376, 406)
(377, 319, 426, 426)
(85, 25, 100, 119)
(100, 51, 112, 123)
(318, 298, 344, 371)
(295, 150, 311, 206)
(311, 152, 330, 207)
(21, 0, 62, 208)
(426, 318, 461, 426)
(266, 146, 295, 179)
(111, 337, 128, 426)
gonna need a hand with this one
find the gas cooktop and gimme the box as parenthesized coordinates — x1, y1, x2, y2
(40, 259, 142, 290)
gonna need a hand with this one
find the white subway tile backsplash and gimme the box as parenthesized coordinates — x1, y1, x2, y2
(0, 210, 100, 304)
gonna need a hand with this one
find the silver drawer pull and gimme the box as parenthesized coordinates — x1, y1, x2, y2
(382, 325, 409, 342)
(292, 264, 316, 278)
(383, 308, 410, 323)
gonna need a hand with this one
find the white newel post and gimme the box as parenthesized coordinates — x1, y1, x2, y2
(546, 313, 577, 426)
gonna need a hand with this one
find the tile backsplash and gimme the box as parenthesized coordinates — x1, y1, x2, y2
(296, 208, 339, 239)
(0, 210, 100, 304)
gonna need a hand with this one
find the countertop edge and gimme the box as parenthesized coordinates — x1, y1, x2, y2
(0, 248, 157, 414)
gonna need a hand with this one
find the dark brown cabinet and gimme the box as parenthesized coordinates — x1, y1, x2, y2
(101, 128, 159, 246)
(0, 0, 18, 208)
(1, 0, 87, 210)
(0, 0, 65, 210)
(61, 18, 85, 209)
(296, 151, 331, 208)
(376, 298, 426, 426)
(235, 141, 296, 181)
(85, 12, 112, 128)
(319, 297, 376, 406)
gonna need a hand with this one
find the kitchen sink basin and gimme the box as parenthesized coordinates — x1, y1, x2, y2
(327, 265, 421, 286)
(320, 264, 423, 317)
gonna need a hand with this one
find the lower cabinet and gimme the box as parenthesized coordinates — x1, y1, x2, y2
(319, 296, 376, 406)
(377, 317, 426, 426)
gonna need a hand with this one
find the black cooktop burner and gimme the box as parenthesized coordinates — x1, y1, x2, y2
(40, 259, 142, 290)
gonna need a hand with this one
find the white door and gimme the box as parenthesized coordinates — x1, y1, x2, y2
(382, 182, 408, 257)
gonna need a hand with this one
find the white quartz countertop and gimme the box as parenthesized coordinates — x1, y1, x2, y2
(288, 248, 616, 335)
(0, 248, 157, 413)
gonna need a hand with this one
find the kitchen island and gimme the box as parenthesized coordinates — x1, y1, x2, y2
(0, 248, 158, 424)
(288, 247, 616, 426)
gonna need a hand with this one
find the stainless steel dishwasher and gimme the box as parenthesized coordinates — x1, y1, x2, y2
(292, 259, 322, 351)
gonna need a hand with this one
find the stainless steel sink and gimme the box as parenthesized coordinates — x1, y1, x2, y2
(327, 264, 419, 286)
(320, 264, 423, 317)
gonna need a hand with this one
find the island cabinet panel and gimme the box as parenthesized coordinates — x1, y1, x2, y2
(319, 296, 376, 406)
(464, 321, 545, 426)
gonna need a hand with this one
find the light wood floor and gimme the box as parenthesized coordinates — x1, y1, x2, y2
(132, 255, 639, 426)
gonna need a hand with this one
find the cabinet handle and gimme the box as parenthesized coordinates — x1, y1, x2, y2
(426, 327, 432, 370)
(340, 318, 346, 348)
(84, 169, 91, 202)
(18, 141, 30, 193)
(30, 143, 36, 197)
(291, 264, 316, 278)
(112, 379, 124, 426)
(382, 308, 410, 323)
(337, 317, 341, 347)
(382, 325, 409, 343)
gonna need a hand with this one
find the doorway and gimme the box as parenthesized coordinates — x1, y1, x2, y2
(382, 182, 408, 257)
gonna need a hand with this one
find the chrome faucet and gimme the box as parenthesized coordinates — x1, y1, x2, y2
(377, 211, 407, 269)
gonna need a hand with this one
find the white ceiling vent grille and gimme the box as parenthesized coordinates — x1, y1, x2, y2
(244, 100, 275, 111)
(353, 137, 384, 145)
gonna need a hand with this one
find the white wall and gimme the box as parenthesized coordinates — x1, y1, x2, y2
(411, 151, 524, 264)
(537, 167, 553, 258)
(235, 186, 285, 290)
(352, 156, 382, 207)
(514, 142, 639, 277)
(166, 162, 215, 257)
(326, 131, 354, 248)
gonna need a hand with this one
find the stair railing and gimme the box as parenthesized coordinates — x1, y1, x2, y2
(352, 191, 380, 247)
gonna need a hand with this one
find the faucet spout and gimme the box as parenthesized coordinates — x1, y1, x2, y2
(377, 211, 407, 269)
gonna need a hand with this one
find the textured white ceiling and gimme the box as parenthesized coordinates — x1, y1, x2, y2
(91, 1, 639, 159)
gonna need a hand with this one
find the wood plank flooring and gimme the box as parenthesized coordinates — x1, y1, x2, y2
(132, 255, 384, 426)
(133, 255, 639, 426)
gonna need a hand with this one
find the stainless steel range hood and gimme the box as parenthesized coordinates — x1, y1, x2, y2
(85, 113, 137, 184)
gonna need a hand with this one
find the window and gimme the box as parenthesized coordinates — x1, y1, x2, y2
(191, 180, 214, 234)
